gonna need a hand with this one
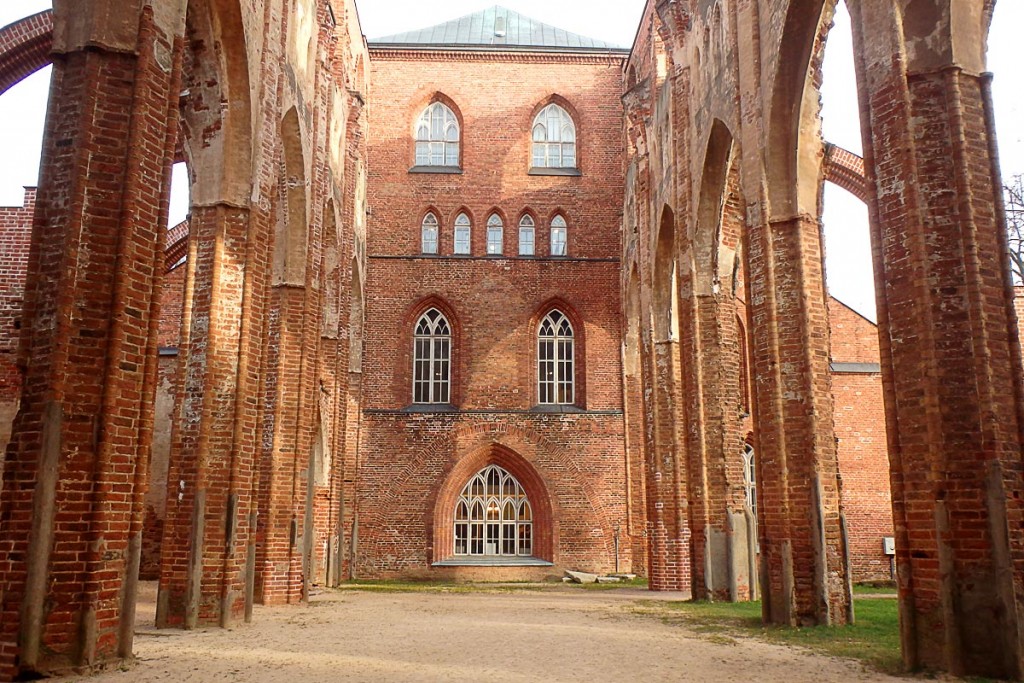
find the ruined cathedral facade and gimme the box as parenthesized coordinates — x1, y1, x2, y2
(0, 0, 1022, 681)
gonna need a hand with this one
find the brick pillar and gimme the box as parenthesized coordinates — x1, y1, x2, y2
(687, 293, 750, 601)
(0, 5, 181, 677)
(849, 1, 1024, 676)
(256, 285, 312, 604)
(646, 339, 691, 593)
(156, 204, 255, 629)
(745, 209, 851, 626)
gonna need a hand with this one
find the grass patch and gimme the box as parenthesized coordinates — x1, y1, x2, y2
(655, 597, 903, 674)
(853, 582, 897, 595)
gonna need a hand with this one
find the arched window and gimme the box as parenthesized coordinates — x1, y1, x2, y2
(538, 310, 574, 405)
(421, 212, 439, 254)
(454, 464, 532, 556)
(519, 215, 535, 255)
(487, 213, 504, 255)
(742, 443, 756, 513)
(532, 104, 576, 169)
(550, 215, 567, 256)
(454, 213, 471, 254)
(413, 308, 451, 404)
(415, 102, 460, 167)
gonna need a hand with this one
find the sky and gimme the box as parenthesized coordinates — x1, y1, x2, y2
(1, 0, 1022, 321)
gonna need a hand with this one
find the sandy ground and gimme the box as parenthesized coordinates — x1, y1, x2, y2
(53, 582, 906, 683)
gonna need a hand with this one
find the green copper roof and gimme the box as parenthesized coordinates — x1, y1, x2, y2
(368, 5, 626, 52)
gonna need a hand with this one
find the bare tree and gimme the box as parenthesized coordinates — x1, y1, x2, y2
(1008, 174, 1024, 285)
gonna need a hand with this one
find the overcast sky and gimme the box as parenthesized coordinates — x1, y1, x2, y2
(0, 1, 1021, 320)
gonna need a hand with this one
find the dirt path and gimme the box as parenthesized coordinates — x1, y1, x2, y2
(56, 583, 906, 683)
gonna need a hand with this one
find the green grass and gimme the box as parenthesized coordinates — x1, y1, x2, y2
(651, 597, 903, 674)
(852, 581, 898, 595)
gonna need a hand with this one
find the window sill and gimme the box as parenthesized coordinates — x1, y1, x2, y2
(528, 167, 582, 177)
(404, 403, 458, 413)
(530, 404, 585, 414)
(409, 165, 462, 174)
(432, 556, 553, 567)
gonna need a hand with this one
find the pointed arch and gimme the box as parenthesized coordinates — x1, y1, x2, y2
(395, 296, 461, 406)
(432, 443, 555, 564)
(274, 107, 308, 285)
(653, 205, 678, 342)
(695, 120, 737, 295)
(532, 298, 586, 408)
(412, 93, 462, 168)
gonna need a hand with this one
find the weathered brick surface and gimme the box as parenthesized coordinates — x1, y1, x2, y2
(0, 4, 183, 676)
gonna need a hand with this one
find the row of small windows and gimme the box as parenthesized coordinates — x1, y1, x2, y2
(413, 308, 575, 406)
(421, 212, 567, 257)
(414, 102, 577, 170)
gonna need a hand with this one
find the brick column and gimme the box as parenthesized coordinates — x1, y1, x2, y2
(849, 0, 1024, 676)
(687, 292, 750, 601)
(646, 339, 691, 593)
(0, 4, 181, 677)
(156, 204, 255, 629)
(745, 209, 851, 626)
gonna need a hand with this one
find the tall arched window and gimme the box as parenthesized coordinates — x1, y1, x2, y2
(538, 310, 574, 405)
(532, 104, 576, 169)
(742, 443, 756, 514)
(421, 212, 439, 254)
(413, 308, 451, 404)
(550, 215, 568, 256)
(415, 102, 460, 167)
(454, 464, 532, 556)
(519, 215, 535, 255)
(454, 213, 471, 254)
(487, 213, 504, 255)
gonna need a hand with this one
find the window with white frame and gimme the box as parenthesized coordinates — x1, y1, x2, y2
(531, 104, 576, 169)
(486, 214, 504, 255)
(415, 102, 460, 167)
(550, 215, 567, 256)
(454, 464, 532, 557)
(742, 443, 756, 513)
(538, 310, 574, 405)
(454, 213, 471, 254)
(413, 308, 451, 404)
(519, 215, 535, 256)
(421, 212, 439, 254)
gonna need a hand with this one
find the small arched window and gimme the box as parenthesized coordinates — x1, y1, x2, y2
(454, 213, 471, 254)
(421, 212, 439, 254)
(413, 308, 451, 404)
(519, 215, 535, 256)
(454, 464, 532, 556)
(550, 215, 568, 256)
(487, 214, 504, 255)
(532, 104, 576, 169)
(415, 102, 460, 167)
(538, 310, 574, 405)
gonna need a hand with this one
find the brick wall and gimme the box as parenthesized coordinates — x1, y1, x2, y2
(360, 48, 633, 578)
(828, 299, 893, 582)
(0, 188, 33, 467)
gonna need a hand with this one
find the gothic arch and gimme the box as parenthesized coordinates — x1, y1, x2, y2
(432, 443, 555, 564)
(652, 205, 678, 342)
(275, 107, 308, 285)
